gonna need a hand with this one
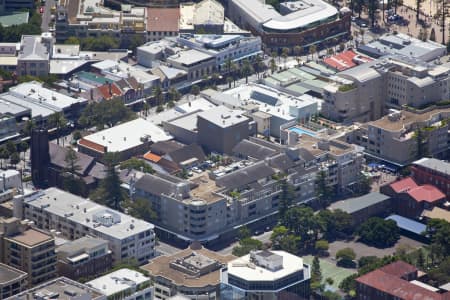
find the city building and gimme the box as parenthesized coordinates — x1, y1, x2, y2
(17, 34, 52, 77)
(0, 170, 21, 193)
(147, 8, 180, 41)
(0, 115, 19, 144)
(205, 84, 319, 138)
(328, 192, 392, 225)
(358, 33, 447, 62)
(355, 261, 449, 300)
(411, 158, 450, 200)
(8, 277, 107, 300)
(0, 81, 87, 124)
(322, 50, 372, 72)
(141, 243, 235, 300)
(55, 0, 147, 43)
(197, 105, 251, 154)
(86, 269, 152, 300)
(176, 34, 262, 71)
(179, 0, 225, 34)
(322, 55, 450, 123)
(78, 118, 172, 162)
(380, 177, 446, 219)
(0, 264, 27, 300)
(221, 250, 311, 300)
(227, 0, 351, 53)
(0, 217, 56, 287)
(56, 236, 112, 280)
(19, 187, 156, 264)
(345, 108, 450, 165)
(166, 49, 216, 82)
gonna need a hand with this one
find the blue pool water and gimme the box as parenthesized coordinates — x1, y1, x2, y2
(289, 127, 317, 137)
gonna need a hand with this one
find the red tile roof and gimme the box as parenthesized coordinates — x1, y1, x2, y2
(98, 83, 122, 100)
(407, 184, 446, 203)
(390, 177, 418, 193)
(356, 269, 444, 300)
(78, 139, 106, 153)
(379, 260, 417, 278)
(147, 8, 180, 32)
(322, 50, 372, 71)
(143, 152, 162, 163)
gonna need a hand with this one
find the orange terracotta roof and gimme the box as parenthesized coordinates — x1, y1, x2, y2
(143, 152, 162, 163)
(78, 138, 106, 153)
(98, 83, 122, 100)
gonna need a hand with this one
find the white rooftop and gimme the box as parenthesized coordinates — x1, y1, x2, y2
(81, 118, 172, 152)
(86, 269, 150, 296)
(9, 81, 87, 110)
(197, 105, 248, 128)
(227, 250, 304, 282)
(167, 49, 213, 66)
(24, 188, 154, 240)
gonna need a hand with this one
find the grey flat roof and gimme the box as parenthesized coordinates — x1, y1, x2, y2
(328, 192, 390, 214)
(0, 96, 30, 117)
(57, 236, 108, 256)
(18, 35, 49, 61)
(413, 157, 450, 176)
(0, 263, 27, 284)
(197, 105, 248, 128)
(0, 93, 56, 118)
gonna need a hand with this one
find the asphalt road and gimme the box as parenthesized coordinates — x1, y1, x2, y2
(41, 0, 56, 32)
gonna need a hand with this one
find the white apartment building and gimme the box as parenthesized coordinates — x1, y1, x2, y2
(86, 269, 153, 300)
(18, 188, 155, 264)
(17, 34, 52, 77)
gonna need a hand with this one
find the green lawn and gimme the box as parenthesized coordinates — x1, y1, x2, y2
(303, 255, 356, 290)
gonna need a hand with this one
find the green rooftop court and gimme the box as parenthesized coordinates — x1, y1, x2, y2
(303, 255, 356, 290)
(0, 12, 29, 27)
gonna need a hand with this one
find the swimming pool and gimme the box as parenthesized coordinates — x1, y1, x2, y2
(289, 127, 317, 137)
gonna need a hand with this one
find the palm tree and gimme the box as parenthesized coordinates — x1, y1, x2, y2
(191, 84, 200, 96)
(254, 54, 264, 79)
(241, 59, 253, 84)
(281, 47, 290, 66)
(270, 58, 277, 74)
(226, 76, 233, 88)
(169, 87, 180, 102)
(152, 86, 163, 106)
(293, 45, 302, 64)
(142, 101, 150, 117)
(309, 45, 317, 61)
(48, 112, 67, 146)
(225, 58, 233, 75)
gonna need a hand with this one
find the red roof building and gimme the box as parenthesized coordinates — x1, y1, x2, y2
(322, 50, 372, 71)
(381, 177, 446, 218)
(147, 8, 180, 41)
(356, 265, 449, 300)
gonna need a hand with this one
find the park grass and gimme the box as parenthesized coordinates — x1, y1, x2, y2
(304, 255, 357, 290)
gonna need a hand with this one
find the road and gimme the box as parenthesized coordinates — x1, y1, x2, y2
(41, 0, 56, 32)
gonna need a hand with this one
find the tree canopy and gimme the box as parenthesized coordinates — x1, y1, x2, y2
(357, 217, 400, 248)
(78, 98, 136, 129)
(119, 158, 154, 174)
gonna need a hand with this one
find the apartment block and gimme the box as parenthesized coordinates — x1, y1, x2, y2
(17, 34, 51, 77)
(8, 277, 106, 300)
(166, 49, 216, 82)
(0, 218, 56, 287)
(345, 108, 450, 166)
(19, 188, 156, 264)
(323, 55, 450, 123)
(0, 264, 27, 300)
(56, 237, 112, 280)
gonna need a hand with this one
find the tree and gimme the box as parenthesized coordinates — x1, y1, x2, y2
(282, 206, 321, 248)
(241, 59, 253, 84)
(315, 240, 329, 253)
(190, 84, 200, 96)
(78, 98, 135, 130)
(311, 256, 322, 285)
(281, 47, 289, 65)
(90, 152, 126, 211)
(142, 101, 150, 117)
(416, 248, 425, 268)
(255, 54, 265, 79)
(168, 87, 181, 102)
(336, 247, 356, 267)
(357, 217, 400, 248)
(317, 209, 354, 240)
(232, 238, 263, 256)
(226, 76, 233, 88)
(152, 86, 164, 106)
(22, 119, 35, 136)
(63, 147, 84, 195)
(238, 226, 251, 240)
(119, 158, 154, 174)
(80, 36, 120, 51)
(279, 234, 301, 254)
(72, 130, 82, 141)
(167, 100, 175, 108)
(270, 58, 277, 74)
(315, 170, 335, 208)
(48, 112, 67, 145)
(412, 128, 428, 158)
(425, 219, 450, 262)
(18, 141, 29, 162)
(309, 45, 317, 61)
(0, 146, 8, 169)
(271, 225, 289, 249)
(5, 140, 16, 155)
(278, 179, 294, 220)
(65, 36, 80, 45)
(64, 147, 80, 174)
(125, 198, 158, 223)
(293, 45, 302, 64)
(10, 152, 20, 167)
